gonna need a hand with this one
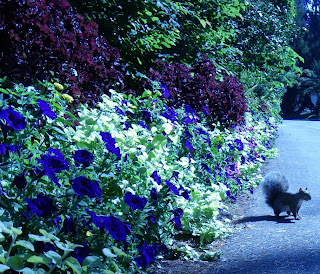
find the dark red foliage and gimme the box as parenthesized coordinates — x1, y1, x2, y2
(149, 56, 247, 126)
(0, 0, 124, 106)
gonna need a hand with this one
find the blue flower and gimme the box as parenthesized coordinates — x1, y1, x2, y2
(0, 144, 18, 155)
(72, 243, 90, 264)
(150, 188, 158, 200)
(170, 208, 183, 230)
(73, 150, 94, 168)
(115, 106, 125, 116)
(142, 110, 152, 124)
(184, 129, 193, 139)
(13, 173, 27, 189)
(151, 171, 161, 185)
(234, 139, 244, 151)
(172, 171, 179, 180)
(184, 104, 195, 114)
(71, 176, 101, 198)
(161, 106, 177, 122)
(37, 99, 57, 119)
(160, 83, 170, 98)
(124, 192, 147, 210)
(61, 216, 76, 235)
(86, 210, 128, 242)
(179, 186, 190, 200)
(0, 107, 26, 131)
(138, 121, 150, 130)
(185, 139, 194, 152)
(201, 163, 212, 174)
(37, 148, 69, 187)
(166, 181, 179, 195)
(26, 194, 56, 218)
(135, 242, 158, 269)
(100, 132, 121, 159)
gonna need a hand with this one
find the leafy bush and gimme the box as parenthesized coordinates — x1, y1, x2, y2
(0, 0, 124, 107)
(149, 56, 247, 126)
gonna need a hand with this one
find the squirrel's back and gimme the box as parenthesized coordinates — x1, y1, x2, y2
(262, 172, 289, 207)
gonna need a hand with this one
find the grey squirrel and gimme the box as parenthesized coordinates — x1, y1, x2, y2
(262, 172, 311, 219)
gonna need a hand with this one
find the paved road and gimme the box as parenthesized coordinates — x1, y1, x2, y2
(210, 120, 320, 274)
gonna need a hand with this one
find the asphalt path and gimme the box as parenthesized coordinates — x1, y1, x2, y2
(210, 120, 320, 274)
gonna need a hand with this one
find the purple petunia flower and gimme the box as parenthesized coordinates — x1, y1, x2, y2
(37, 148, 69, 187)
(172, 171, 179, 180)
(160, 83, 170, 99)
(201, 163, 212, 174)
(86, 210, 128, 242)
(166, 181, 179, 195)
(170, 208, 184, 230)
(142, 110, 152, 124)
(0, 144, 18, 155)
(234, 139, 244, 151)
(100, 132, 121, 159)
(185, 139, 194, 152)
(135, 242, 158, 269)
(151, 171, 161, 185)
(13, 173, 27, 189)
(150, 188, 158, 200)
(0, 107, 26, 131)
(115, 106, 125, 116)
(71, 176, 101, 198)
(73, 150, 94, 168)
(161, 106, 177, 122)
(124, 192, 147, 210)
(179, 186, 190, 200)
(26, 193, 56, 218)
(72, 243, 90, 264)
(184, 104, 195, 114)
(37, 99, 57, 120)
(61, 216, 76, 236)
(138, 121, 150, 130)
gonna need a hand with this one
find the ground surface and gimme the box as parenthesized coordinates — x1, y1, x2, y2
(150, 120, 320, 274)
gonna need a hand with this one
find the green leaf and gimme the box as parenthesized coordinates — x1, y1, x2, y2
(15, 240, 35, 251)
(20, 267, 37, 274)
(64, 257, 82, 274)
(0, 88, 9, 95)
(138, 167, 147, 174)
(55, 242, 75, 252)
(153, 134, 167, 143)
(44, 251, 61, 264)
(82, 256, 102, 267)
(102, 248, 117, 258)
(27, 255, 51, 265)
(28, 234, 48, 242)
(112, 246, 127, 257)
(0, 264, 10, 272)
(7, 256, 23, 270)
(39, 229, 59, 241)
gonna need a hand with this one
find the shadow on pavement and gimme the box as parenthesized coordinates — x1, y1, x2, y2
(233, 215, 296, 224)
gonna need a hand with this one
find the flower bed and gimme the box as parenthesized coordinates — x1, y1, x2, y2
(0, 79, 278, 272)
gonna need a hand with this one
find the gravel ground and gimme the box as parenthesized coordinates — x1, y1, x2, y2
(150, 120, 320, 274)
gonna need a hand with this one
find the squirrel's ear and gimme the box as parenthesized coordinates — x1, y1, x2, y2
(299, 188, 303, 192)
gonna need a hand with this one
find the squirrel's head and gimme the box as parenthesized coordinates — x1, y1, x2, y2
(299, 187, 311, 201)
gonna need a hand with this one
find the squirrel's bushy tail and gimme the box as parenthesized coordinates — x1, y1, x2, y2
(262, 172, 289, 207)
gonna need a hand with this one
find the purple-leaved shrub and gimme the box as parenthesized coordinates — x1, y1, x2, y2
(149, 56, 247, 126)
(0, 0, 124, 106)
